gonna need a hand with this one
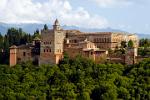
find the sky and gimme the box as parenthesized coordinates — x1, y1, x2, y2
(0, 0, 150, 34)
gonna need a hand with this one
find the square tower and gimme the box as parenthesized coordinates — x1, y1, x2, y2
(39, 19, 65, 65)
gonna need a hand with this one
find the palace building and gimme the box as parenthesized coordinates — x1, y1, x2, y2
(9, 19, 138, 66)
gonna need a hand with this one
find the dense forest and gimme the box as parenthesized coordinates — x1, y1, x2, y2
(138, 39, 150, 56)
(0, 55, 150, 100)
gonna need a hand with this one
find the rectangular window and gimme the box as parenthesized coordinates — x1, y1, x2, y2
(23, 52, 26, 56)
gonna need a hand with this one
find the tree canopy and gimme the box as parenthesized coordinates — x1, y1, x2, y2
(44, 24, 48, 30)
(0, 56, 149, 100)
(138, 38, 150, 56)
(128, 40, 134, 48)
(0, 27, 35, 64)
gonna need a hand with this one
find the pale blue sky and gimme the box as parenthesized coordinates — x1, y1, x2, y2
(70, 0, 150, 34)
(0, 0, 150, 34)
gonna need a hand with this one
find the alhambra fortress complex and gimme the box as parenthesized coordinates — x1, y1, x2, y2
(10, 19, 139, 66)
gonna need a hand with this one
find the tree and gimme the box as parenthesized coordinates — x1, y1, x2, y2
(0, 55, 150, 100)
(33, 29, 40, 38)
(139, 38, 150, 56)
(121, 41, 127, 48)
(0, 28, 34, 64)
(0, 33, 3, 49)
(44, 24, 48, 30)
(128, 40, 134, 48)
(91, 84, 118, 100)
(139, 38, 150, 47)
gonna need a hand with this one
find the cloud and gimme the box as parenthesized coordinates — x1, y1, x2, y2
(92, 0, 133, 7)
(0, 0, 109, 28)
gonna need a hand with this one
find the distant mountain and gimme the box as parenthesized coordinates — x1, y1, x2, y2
(0, 23, 126, 34)
(0, 22, 45, 34)
(136, 33, 150, 39)
(62, 25, 126, 33)
(0, 23, 149, 39)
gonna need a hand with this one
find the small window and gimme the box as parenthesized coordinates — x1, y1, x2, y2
(49, 49, 51, 52)
(74, 40, 77, 43)
(44, 49, 45, 52)
(23, 52, 26, 56)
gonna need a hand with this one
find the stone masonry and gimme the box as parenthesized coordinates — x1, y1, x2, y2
(9, 19, 139, 66)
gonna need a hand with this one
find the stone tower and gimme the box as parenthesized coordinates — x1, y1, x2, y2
(53, 19, 65, 52)
(53, 19, 65, 63)
(39, 19, 65, 65)
(9, 45, 17, 66)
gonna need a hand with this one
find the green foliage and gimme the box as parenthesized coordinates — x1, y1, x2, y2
(138, 38, 150, 56)
(128, 40, 134, 48)
(114, 40, 131, 55)
(0, 57, 150, 100)
(139, 38, 150, 47)
(44, 24, 48, 30)
(33, 29, 41, 38)
(138, 47, 150, 56)
(0, 33, 3, 49)
(0, 28, 33, 64)
(7, 28, 30, 46)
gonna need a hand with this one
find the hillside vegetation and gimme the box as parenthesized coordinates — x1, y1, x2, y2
(0, 56, 149, 100)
